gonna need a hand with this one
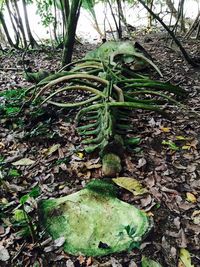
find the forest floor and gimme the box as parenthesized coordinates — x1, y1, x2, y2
(0, 34, 200, 267)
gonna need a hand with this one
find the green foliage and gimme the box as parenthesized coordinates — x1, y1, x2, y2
(0, 88, 26, 117)
(11, 186, 41, 239)
(8, 169, 21, 177)
(125, 224, 136, 237)
(35, 0, 55, 27)
(162, 140, 179, 150)
(82, 0, 102, 35)
(19, 186, 41, 205)
(141, 256, 162, 267)
(0, 88, 25, 99)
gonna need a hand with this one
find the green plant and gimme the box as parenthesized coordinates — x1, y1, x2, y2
(12, 186, 41, 241)
(0, 88, 26, 117)
(8, 169, 21, 177)
(33, 41, 186, 176)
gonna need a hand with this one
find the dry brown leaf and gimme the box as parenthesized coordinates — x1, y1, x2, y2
(0, 245, 10, 261)
(12, 158, 35, 166)
(137, 158, 147, 168)
(86, 257, 93, 266)
(113, 177, 148, 195)
(191, 210, 200, 225)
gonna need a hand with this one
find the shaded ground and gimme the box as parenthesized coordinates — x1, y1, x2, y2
(0, 35, 200, 267)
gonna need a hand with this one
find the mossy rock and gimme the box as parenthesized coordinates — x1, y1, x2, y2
(39, 180, 152, 256)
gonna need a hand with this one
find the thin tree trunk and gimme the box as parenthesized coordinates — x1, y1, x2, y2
(0, 11, 18, 48)
(138, 0, 199, 67)
(116, 0, 122, 38)
(62, 0, 82, 66)
(172, 0, 186, 34)
(12, 0, 27, 48)
(0, 26, 6, 45)
(185, 12, 200, 39)
(62, 0, 69, 32)
(53, 0, 58, 43)
(196, 21, 200, 39)
(166, 0, 178, 20)
(5, 0, 20, 46)
(21, 0, 37, 48)
(147, 0, 154, 29)
(107, 0, 121, 39)
(179, 0, 186, 32)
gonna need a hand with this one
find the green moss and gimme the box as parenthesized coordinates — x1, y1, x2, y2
(39, 180, 152, 256)
(102, 153, 122, 177)
(86, 179, 117, 197)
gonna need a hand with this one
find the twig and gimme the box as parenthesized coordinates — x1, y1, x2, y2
(0, 67, 23, 71)
(11, 242, 26, 263)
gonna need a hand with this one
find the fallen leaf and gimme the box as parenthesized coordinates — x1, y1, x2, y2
(186, 193, 197, 203)
(110, 257, 122, 267)
(44, 236, 65, 252)
(141, 255, 162, 267)
(162, 140, 179, 150)
(140, 194, 152, 208)
(3, 181, 24, 192)
(43, 144, 60, 156)
(191, 210, 200, 225)
(77, 152, 84, 159)
(0, 226, 4, 235)
(54, 236, 65, 247)
(186, 165, 196, 173)
(186, 139, 198, 149)
(179, 228, 187, 248)
(85, 162, 102, 170)
(12, 158, 35, 166)
(128, 260, 137, 267)
(137, 158, 147, 168)
(176, 135, 188, 141)
(0, 245, 10, 261)
(78, 255, 85, 264)
(182, 145, 191, 150)
(112, 177, 148, 195)
(86, 257, 93, 266)
(66, 259, 74, 267)
(179, 248, 194, 267)
(0, 142, 5, 149)
(160, 127, 171, 132)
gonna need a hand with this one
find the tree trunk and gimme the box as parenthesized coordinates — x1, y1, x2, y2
(0, 11, 17, 48)
(166, 0, 178, 20)
(185, 12, 200, 39)
(62, 0, 82, 66)
(0, 26, 7, 47)
(62, 0, 69, 33)
(116, 0, 122, 38)
(5, 0, 20, 47)
(21, 0, 37, 48)
(147, 0, 154, 29)
(107, 0, 121, 39)
(12, 0, 27, 48)
(179, 0, 186, 32)
(196, 21, 200, 39)
(53, 0, 58, 43)
(138, 0, 199, 67)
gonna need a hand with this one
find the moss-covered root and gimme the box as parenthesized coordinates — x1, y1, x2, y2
(102, 153, 122, 177)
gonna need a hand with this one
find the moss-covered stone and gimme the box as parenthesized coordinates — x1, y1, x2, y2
(102, 153, 122, 177)
(39, 180, 152, 256)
